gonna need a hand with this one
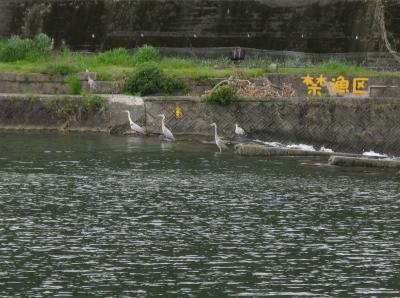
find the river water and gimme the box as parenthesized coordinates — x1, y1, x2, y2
(0, 133, 399, 297)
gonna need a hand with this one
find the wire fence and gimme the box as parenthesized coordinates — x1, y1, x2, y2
(146, 98, 400, 156)
(157, 47, 400, 71)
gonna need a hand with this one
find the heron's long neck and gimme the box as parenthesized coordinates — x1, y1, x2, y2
(161, 117, 165, 129)
(214, 125, 218, 140)
(127, 111, 133, 123)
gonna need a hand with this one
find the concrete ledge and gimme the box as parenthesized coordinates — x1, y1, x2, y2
(234, 144, 360, 157)
(328, 155, 400, 168)
(0, 72, 118, 94)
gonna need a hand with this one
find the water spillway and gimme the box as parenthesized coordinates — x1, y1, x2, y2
(1, 0, 399, 52)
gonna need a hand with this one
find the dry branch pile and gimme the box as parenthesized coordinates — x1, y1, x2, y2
(203, 76, 296, 98)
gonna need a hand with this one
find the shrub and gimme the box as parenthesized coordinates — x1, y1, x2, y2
(42, 63, 79, 75)
(96, 47, 133, 65)
(132, 44, 160, 64)
(0, 36, 34, 62)
(82, 94, 106, 112)
(123, 62, 165, 95)
(67, 74, 82, 95)
(163, 76, 189, 94)
(204, 84, 239, 105)
(45, 97, 80, 122)
(0, 34, 52, 62)
(33, 33, 53, 58)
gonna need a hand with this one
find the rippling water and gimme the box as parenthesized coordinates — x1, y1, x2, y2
(1, 133, 400, 297)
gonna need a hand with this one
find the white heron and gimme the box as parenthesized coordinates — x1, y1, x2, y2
(158, 114, 175, 141)
(210, 123, 228, 152)
(235, 124, 245, 136)
(124, 110, 146, 134)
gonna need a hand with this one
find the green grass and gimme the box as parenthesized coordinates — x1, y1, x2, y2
(0, 37, 399, 80)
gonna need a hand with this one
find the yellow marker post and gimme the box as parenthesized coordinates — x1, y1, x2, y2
(175, 104, 183, 119)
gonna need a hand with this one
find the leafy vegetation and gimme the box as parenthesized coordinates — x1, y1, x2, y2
(45, 95, 107, 122)
(131, 44, 160, 64)
(123, 62, 188, 95)
(204, 85, 240, 105)
(42, 63, 79, 76)
(66, 74, 82, 95)
(0, 34, 52, 62)
(0, 35, 399, 87)
(163, 75, 190, 94)
(97, 48, 134, 66)
(123, 62, 165, 95)
(81, 94, 106, 111)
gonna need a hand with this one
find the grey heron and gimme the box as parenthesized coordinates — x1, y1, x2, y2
(210, 123, 228, 152)
(235, 124, 245, 136)
(124, 110, 146, 134)
(158, 114, 175, 141)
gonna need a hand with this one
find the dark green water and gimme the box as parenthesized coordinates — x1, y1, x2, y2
(0, 133, 400, 297)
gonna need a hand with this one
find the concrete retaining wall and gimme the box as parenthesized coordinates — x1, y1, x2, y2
(0, 72, 119, 95)
(2, 0, 400, 52)
(1, 94, 400, 155)
(2, 72, 400, 97)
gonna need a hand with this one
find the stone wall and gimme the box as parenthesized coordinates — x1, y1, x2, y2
(1, 0, 398, 52)
(1, 94, 400, 155)
(0, 72, 119, 94)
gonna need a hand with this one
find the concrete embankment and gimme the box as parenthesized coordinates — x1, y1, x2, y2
(328, 156, 400, 168)
(234, 144, 360, 158)
(0, 72, 119, 95)
(1, 94, 400, 155)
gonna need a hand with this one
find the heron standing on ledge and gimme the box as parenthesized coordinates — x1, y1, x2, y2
(124, 110, 145, 134)
(158, 114, 175, 141)
(210, 123, 228, 152)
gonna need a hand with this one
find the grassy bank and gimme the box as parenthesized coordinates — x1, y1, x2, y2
(0, 35, 399, 82)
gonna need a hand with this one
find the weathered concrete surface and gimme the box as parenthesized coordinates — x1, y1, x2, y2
(329, 155, 400, 168)
(0, 94, 143, 133)
(2, 72, 400, 97)
(261, 74, 400, 97)
(0, 72, 120, 94)
(1, 0, 399, 52)
(234, 144, 359, 157)
(142, 96, 400, 155)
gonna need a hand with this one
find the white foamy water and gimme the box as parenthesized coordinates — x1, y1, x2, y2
(260, 140, 335, 153)
(363, 151, 389, 158)
(263, 141, 284, 148)
(320, 146, 334, 153)
(286, 144, 316, 151)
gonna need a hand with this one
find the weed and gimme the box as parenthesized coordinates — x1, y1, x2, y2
(42, 63, 79, 75)
(45, 95, 107, 123)
(25, 92, 39, 103)
(123, 62, 164, 95)
(0, 34, 52, 62)
(82, 94, 107, 112)
(96, 48, 133, 65)
(204, 85, 240, 105)
(67, 74, 82, 95)
(132, 45, 160, 64)
(45, 97, 80, 122)
(163, 76, 190, 94)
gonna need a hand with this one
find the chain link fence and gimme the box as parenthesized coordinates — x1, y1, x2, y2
(145, 97, 400, 156)
(157, 47, 400, 71)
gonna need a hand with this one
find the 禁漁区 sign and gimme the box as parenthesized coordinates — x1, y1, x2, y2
(301, 75, 369, 96)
